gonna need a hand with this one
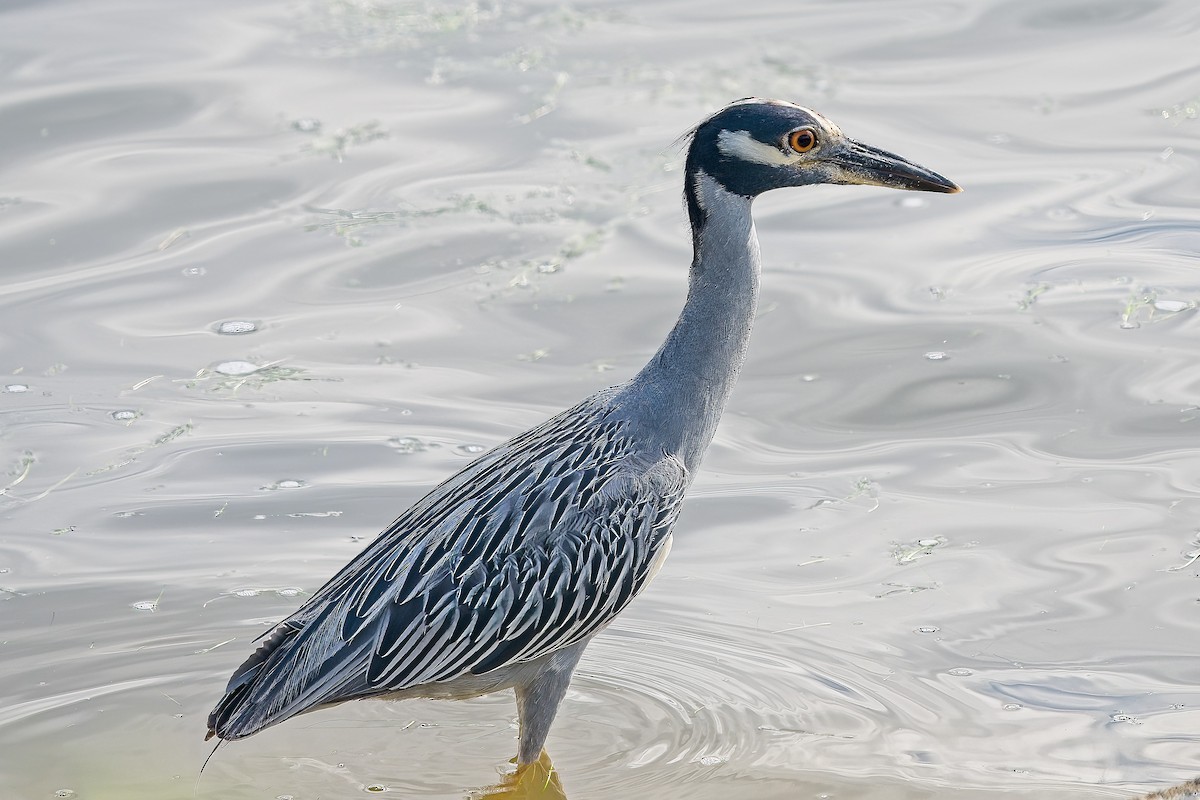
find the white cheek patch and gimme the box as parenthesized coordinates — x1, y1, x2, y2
(716, 129, 798, 167)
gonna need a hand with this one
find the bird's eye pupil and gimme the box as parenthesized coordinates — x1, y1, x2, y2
(788, 129, 817, 153)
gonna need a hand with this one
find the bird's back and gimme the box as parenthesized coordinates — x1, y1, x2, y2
(208, 386, 688, 741)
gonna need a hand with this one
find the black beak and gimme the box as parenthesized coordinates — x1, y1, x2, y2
(831, 139, 961, 194)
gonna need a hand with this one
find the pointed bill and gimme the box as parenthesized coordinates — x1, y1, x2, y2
(830, 139, 961, 194)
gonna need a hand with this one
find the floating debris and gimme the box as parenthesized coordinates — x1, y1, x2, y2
(915, 626, 940, 634)
(1122, 292, 1194, 329)
(288, 511, 343, 518)
(1160, 97, 1200, 123)
(203, 587, 306, 606)
(3, 450, 34, 493)
(153, 423, 193, 447)
(132, 587, 165, 612)
(892, 536, 948, 564)
(876, 582, 938, 598)
(183, 360, 337, 392)
(300, 120, 387, 162)
(1017, 283, 1050, 310)
(157, 228, 190, 251)
(389, 436, 431, 454)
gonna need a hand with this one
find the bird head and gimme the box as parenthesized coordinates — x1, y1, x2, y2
(685, 98, 961, 200)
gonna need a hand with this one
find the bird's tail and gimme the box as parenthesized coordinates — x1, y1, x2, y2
(206, 603, 377, 741)
(206, 622, 304, 740)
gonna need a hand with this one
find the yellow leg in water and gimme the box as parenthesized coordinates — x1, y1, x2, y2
(475, 751, 567, 800)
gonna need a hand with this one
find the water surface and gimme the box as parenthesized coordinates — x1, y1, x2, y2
(2, 0, 1199, 798)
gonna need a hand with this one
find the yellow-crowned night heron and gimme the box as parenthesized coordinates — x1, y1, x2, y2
(207, 98, 959, 766)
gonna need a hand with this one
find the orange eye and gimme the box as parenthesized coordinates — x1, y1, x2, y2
(787, 128, 817, 153)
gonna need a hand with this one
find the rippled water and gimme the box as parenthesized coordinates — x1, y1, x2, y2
(2, 0, 1199, 798)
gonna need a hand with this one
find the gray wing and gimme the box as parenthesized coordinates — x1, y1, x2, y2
(366, 453, 687, 687)
(209, 398, 687, 738)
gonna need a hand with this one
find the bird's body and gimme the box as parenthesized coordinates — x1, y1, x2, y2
(208, 98, 959, 766)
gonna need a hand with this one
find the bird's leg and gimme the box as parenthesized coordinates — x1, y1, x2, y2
(477, 750, 566, 799)
(513, 647, 584, 765)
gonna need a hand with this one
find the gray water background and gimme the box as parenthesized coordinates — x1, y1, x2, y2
(2, 0, 1199, 797)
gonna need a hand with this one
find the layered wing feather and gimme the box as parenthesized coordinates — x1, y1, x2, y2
(209, 393, 687, 739)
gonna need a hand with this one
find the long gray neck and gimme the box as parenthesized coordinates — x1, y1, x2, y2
(627, 170, 760, 471)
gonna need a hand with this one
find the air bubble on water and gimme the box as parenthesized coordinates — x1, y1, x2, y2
(263, 479, 306, 491)
(1003, 703, 1022, 711)
(365, 786, 389, 794)
(801, 374, 819, 382)
(455, 444, 485, 455)
(54, 791, 77, 799)
(1154, 299, 1191, 313)
(915, 626, 940, 634)
(1110, 712, 1140, 724)
(111, 409, 139, 421)
(181, 266, 207, 277)
(131, 599, 158, 611)
(292, 118, 322, 133)
(216, 320, 259, 335)
(695, 754, 726, 766)
(898, 196, 927, 209)
(947, 668, 973, 677)
(5, 384, 29, 393)
(214, 361, 260, 376)
(924, 351, 949, 361)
